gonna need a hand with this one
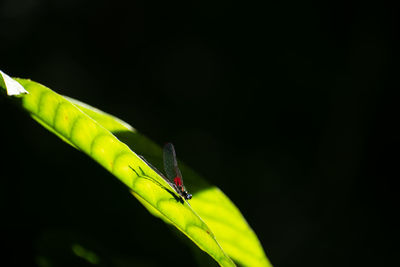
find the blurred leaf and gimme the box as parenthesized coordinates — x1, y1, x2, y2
(71, 244, 100, 265)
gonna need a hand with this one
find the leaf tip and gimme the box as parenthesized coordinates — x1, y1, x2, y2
(0, 70, 29, 96)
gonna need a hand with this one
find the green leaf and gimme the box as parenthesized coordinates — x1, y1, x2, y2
(7, 77, 235, 267)
(2, 72, 272, 266)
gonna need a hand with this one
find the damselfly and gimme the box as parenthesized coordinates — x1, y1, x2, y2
(136, 143, 192, 201)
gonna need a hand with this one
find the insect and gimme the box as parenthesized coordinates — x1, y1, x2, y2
(162, 143, 192, 200)
(137, 143, 192, 201)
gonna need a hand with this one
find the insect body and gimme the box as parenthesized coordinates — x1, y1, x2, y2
(163, 143, 192, 200)
(137, 143, 192, 201)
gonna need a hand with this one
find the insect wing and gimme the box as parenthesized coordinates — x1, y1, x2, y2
(163, 143, 182, 180)
(138, 156, 174, 186)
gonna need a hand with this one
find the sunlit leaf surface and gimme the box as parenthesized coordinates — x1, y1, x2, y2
(1, 71, 272, 266)
(7, 77, 235, 267)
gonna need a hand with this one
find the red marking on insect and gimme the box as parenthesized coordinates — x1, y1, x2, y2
(174, 177, 183, 187)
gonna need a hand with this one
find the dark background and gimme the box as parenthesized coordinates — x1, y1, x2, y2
(0, 0, 398, 266)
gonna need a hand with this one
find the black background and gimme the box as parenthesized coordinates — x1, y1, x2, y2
(0, 1, 398, 266)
